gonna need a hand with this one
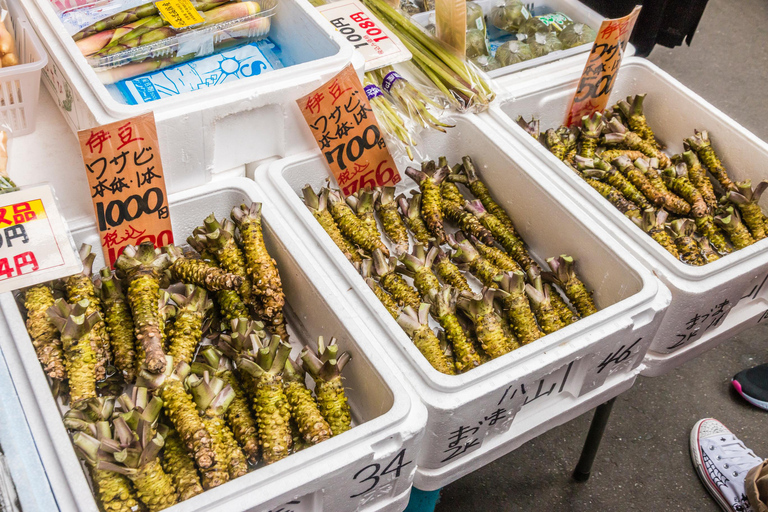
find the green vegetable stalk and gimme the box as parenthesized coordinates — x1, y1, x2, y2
(546, 282, 580, 326)
(453, 156, 519, 235)
(458, 289, 518, 358)
(372, 66, 454, 132)
(376, 186, 410, 256)
(695, 215, 732, 255)
(682, 151, 718, 211)
(464, 200, 535, 272)
(401, 244, 441, 300)
(661, 163, 709, 218)
(686, 130, 736, 193)
(398, 305, 456, 375)
(397, 192, 433, 246)
(547, 255, 597, 317)
(584, 178, 642, 220)
(426, 287, 481, 372)
(727, 180, 768, 240)
(160, 429, 204, 502)
(283, 359, 332, 445)
(468, 235, 520, 273)
(372, 249, 421, 309)
(434, 245, 472, 292)
(347, 188, 380, 236)
(167, 285, 211, 365)
(24, 284, 65, 380)
(327, 189, 389, 257)
(544, 129, 567, 161)
(633, 158, 692, 215)
(116, 242, 171, 373)
(450, 235, 503, 288)
(524, 278, 565, 335)
(301, 338, 354, 434)
(498, 272, 543, 344)
(604, 118, 671, 168)
(577, 156, 651, 210)
(616, 94, 659, 146)
(715, 207, 756, 250)
(97, 269, 137, 382)
(203, 214, 253, 306)
(405, 161, 449, 243)
(668, 219, 707, 265)
(303, 186, 362, 264)
(611, 156, 666, 208)
(578, 113, 604, 160)
(633, 209, 679, 258)
(360, 260, 400, 319)
(166, 245, 244, 291)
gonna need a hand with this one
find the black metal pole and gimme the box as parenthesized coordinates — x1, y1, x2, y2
(572, 397, 617, 482)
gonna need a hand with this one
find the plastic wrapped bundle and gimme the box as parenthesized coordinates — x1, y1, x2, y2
(495, 40, 533, 66)
(466, 1, 485, 31)
(471, 55, 501, 71)
(529, 31, 563, 57)
(518, 16, 549, 37)
(558, 22, 597, 49)
(488, 0, 530, 33)
(466, 28, 489, 59)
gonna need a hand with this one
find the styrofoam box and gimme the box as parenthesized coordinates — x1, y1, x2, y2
(0, 178, 427, 512)
(256, 114, 671, 490)
(17, 0, 358, 193)
(486, 56, 768, 377)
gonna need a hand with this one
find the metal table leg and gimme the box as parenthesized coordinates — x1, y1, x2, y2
(572, 397, 617, 482)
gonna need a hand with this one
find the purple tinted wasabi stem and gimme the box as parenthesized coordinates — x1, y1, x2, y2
(372, 248, 421, 309)
(376, 186, 410, 256)
(498, 272, 543, 344)
(579, 112, 604, 160)
(457, 288, 518, 358)
(524, 271, 565, 335)
(464, 200, 535, 272)
(604, 118, 671, 168)
(433, 242, 472, 293)
(303, 185, 362, 264)
(633, 158, 691, 216)
(634, 208, 679, 258)
(546, 256, 597, 317)
(361, 259, 400, 318)
(727, 180, 768, 240)
(611, 156, 667, 208)
(405, 163, 448, 243)
(698, 236, 721, 263)
(401, 244, 441, 300)
(397, 305, 456, 375)
(516, 116, 540, 139)
(426, 287, 481, 372)
(715, 207, 756, 251)
(450, 237, 503, 288)
(301, 337, 354, 434)
(460, 156, 519, 235)
(398, 192, 433, 246)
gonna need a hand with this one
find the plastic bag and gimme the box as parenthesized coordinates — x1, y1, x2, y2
(471, 54, 500, 71)
(465, 28, 488, 59)
(518, 15, 549, 37)
(558, 22, 597, 49)
(528, 31, 563, 57)
(488, 0, 530, 33)
(495, 40, 533, 66)
(374, 64, 454, 131)
(364, 74, 421, 161)
(466, 0, 484, 31)
(0, 127, 16, 193)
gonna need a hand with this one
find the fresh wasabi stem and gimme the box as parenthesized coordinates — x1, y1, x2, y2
(283, 359, 332, 445)
(237, 336, 293, 464)
(395, 193, 430, 246)
(464, 201, 535, 272)
(64, 396, 115, 433)
(498, 272, 543, 344)
(597, 149, 646, 163)
(376, 186, 410, 256)
(661, 162, 710, 218)
(456, 156, 519, 234)
(138, 357, 217, 473)
(524, 271, 565, 334)
(577, 156, 651, 210)
(579, 112, 604, 160)
(458, 289, 518, 358)
(187, 373, 247, 483)
(450, 236, 503, 288)
(633, 158, 691, 215)
(667, 219, 707, 265)
(467, 234, 521, 273)
(372, 248, 421, 309)
(160, 428, 204, 501)
(558, 126, 580, 164)
(686, 130, 737, 193)
(157, 291, 177, 353)
(440, 185, 495, 245)
(360, 259, 400, 318)
(632, 209, 680, 258)
(66, 244, 111, 381)
(116, 243, 170, 373)
(97, 269, 137, 381)
(167, 285, 210, 365)
(166, 245, 243, 291)
(617, 94, 659, 146)
(433, 244, 472, 293)
(610, 155, 666, 208)
(348, 187, 380, 235)
(301, 337, 354, 435)
(440, 174, 466, 209)
(544, 281, 580, 326)
(426, 287, 481, 372)
(216, 318, 267, 401)
(327, 189, 389, 257)
(203, 215, 254, 306)
(47, 299, 100, 408)
(715, 207, 756, 250)
(583, 178, 642, 220)
(544, 128, 567, 160)
(24, 284, 66, 380)
(604, 118, 671, 168)
(546, 255, 597, 317)
(516, 116, 540, 139)
(303, 185, 362, 263)
(681, 151, 718, 211)
(198, 347, 260, 463)
(405, 162, 449, 243)
(187, 231, 219, 263)
(401, 244, 441, 300)
(397, 305, 456, 375)
(697, 236, 721, 263)
(94, 416, 179, 512)
(695, 214, 732, 255)
(727, 180, 768, 240)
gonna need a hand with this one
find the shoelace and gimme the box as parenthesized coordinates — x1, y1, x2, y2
(717, 440, 760, 477)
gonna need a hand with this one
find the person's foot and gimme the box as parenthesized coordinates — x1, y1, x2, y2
(733, 364, 768, 411)
(691, 419, 761, 512)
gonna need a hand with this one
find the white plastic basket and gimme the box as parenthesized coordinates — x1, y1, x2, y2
(0, 178, 427, 512)
(487, 56, 768, 377)
(0, 1, 47, 135)
(256, 114, 671, 490)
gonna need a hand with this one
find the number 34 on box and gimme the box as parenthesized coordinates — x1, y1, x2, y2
(0, 185, 82, 293)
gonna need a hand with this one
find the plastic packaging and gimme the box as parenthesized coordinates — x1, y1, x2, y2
(488, 0, 529, 33)
(470, 54, 500, 71)
(495, 39, 532, 65)
(528, 30, 563, 58)
(558, 21, 596, 49)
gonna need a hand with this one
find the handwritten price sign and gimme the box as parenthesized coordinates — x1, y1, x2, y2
(0, 185, 81, 293)
(78, 113, 174, 267)
(564, 5, 641, 126)
(298, 64, 401, 196)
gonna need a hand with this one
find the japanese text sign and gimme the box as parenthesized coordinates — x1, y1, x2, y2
(297, 64, 401, 196)
(78, 113, 174, 268)
(0, 185, 82, 293)
(318, 0, 410, 72)
(564, 5, 641, 126)
(155, 0, 205, 29)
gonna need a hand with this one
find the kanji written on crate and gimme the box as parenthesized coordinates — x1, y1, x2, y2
(298, 64, 401, 197)
(667, 298, 733, 352)
(78, 113, 174, 267)
(0, 185, 81, 293)
(564, 5, 641, 126)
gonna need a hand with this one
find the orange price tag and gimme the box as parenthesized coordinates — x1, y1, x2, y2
(298, 64, 401, 196)
(564, 6, 641, 127)
(78, 113, 174, 268)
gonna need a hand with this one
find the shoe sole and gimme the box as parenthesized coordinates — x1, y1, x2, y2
(690, 419, 735, 512)
(732, 379, 768, 411)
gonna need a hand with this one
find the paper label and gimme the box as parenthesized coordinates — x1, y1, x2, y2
(78, 113, 174, 267)
(0, 185, 81, 292)
(154, 0, 204, 28)
(435, 0, 466, 56)
(318, 0, 411, 72)
(537, 12, 572, 28)
(380, 70, 403, 93)
(364, 84, 383, 100)
(297, 64, 401, 196)
(564, 5, 641, 126)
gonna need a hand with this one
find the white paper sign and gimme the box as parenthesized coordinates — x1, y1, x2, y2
(318, 0, 411, 71)
(0, 185, 81, 292)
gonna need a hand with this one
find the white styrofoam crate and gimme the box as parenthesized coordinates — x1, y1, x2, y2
(256, 113, 671, 490)
(486, 56, 768, 377)
(0, 178, 427, 512)
(17, 0, 359, 195)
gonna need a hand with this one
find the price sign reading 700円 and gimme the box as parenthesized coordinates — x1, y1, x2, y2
(298, 64, 401, 197)
(78, 112, 174, 267)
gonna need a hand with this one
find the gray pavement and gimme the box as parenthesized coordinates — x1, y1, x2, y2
(437, 0, 768, 509)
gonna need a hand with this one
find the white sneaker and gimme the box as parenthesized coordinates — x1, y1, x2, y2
(690, 418, 762, 512)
